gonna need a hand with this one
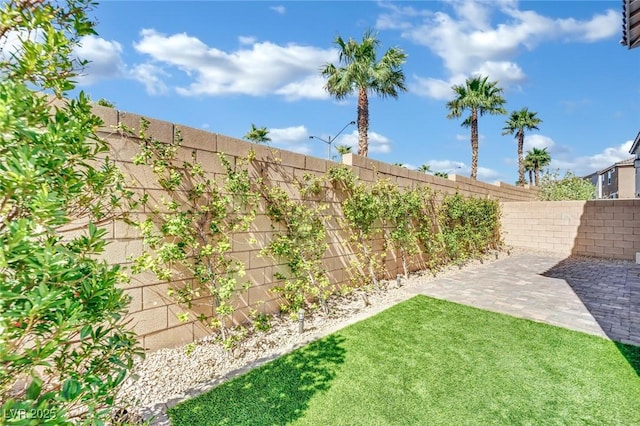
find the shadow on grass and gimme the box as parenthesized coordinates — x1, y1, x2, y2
(168, 334, 347, 426)
(616, 342, 640, 377)
(542, 257, 640, 376)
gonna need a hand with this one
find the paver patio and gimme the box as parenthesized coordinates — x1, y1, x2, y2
(406, 253, 640, 346)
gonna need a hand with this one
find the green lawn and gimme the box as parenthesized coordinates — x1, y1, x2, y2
(168, 296, 640, 425)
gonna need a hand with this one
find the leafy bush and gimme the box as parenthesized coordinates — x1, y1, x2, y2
(328, 166, 502, 285)
(537, 170, 596, 201)
(0, 1, 143, 424)
(439, 194, 501, 262)
(376, 181, 424, 278)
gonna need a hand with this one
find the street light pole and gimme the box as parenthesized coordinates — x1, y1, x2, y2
(309, 121, 355, 160)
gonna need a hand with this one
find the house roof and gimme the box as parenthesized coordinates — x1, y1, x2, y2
(629, 130, 640, 155)
(598, 157, 635, 174)
(615, 157, 635, 166)
(622, 0, 640, 49)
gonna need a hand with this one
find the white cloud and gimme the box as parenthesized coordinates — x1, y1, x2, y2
(287, 145, 313, 155)
(73, 35, 125, 84)
(133, 29, 337, 99)
(411, 74, 466, 100)
(269, 125, 312, 154)
(275, 75, 331, 101)
(427, 159, 465, 172)
(0, 28, 43, 62)
(472, 61, 525, 86)
(340, 130, 393, 153)
(369, 132, 393, 153)
(130, 63, 169, 95)
(270, 125, 309, 143)
(553, 141, 634, 176)
(270, 5, 286, 15)
(238, 36, 257, 45)
(523, 134, 555, 152)
(71, 35, 172, 94)
(376, 2, 432, 30)
(386, 2, 620, 99)
(423, 159, 501, 181)
(477, 166, 501, 180)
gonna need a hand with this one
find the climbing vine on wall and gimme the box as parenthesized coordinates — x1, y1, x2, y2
(327, 166, 501, 283)
(327, 166, 387, 288)
(376, 181, 426, 278)
(259, 171, 331, 317)
(125, 126, 502, 340)
(438, 193, 501, 262)
(127, 119, 260, 341)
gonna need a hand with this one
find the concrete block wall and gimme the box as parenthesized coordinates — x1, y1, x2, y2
(501, 200, 640, 260)
(343, 154, 538, 202)
(92, 105, 537, 351)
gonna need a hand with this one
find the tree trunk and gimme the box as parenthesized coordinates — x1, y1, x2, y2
(470, 108, 478, 180)
(528, 170, 533, 185)
(357, 87, 369, 157)
(517, 131, 525, 186)
(534, 168, 540, 186)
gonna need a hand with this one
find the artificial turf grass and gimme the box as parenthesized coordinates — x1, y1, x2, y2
(168, 296, 640, 426)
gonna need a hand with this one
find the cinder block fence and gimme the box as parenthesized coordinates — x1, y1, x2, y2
(90, 105, 540, 351)
(501, 200, 640, 260)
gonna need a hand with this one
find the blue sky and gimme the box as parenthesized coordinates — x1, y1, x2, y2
(72, 0, 639, 183)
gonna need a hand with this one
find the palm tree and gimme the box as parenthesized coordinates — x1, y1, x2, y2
(243, 124, 271, 144)
(335, 144, 352, 159)
(97, 98, 115, 108)
(502, 108, 542, 187)
(524, 156, 535, 185)
(446, 75, 507, 180)
(322, 30, 407, 157)
(525, 147, 551, 185)
(418, 164, 432, 174)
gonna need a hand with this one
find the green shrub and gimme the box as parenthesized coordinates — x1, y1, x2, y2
(439, 194, 501, 261)
(0, 1, 143, 424)
(537, 170, 596, 201)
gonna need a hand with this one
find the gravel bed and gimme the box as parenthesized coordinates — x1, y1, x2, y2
(115, 249, 525, 423)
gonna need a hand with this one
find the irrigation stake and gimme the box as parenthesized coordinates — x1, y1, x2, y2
(298, 309, 305, 334)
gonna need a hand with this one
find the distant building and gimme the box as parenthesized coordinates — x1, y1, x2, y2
(622, 2, 639, 195)
(628, 131, 640, 196)
(585, 157, 636, 199)
(622, 0, 640, 49)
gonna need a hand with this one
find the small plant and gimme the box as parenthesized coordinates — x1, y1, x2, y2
(184, 343, 197, 357)
(251, 310, 272, 332)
